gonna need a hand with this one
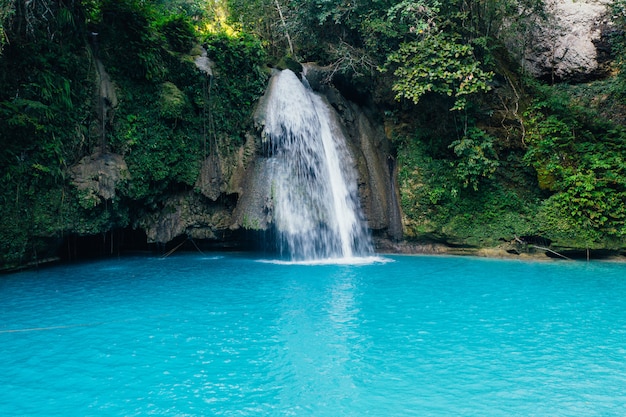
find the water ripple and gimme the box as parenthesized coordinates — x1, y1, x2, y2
(1, 254, 626, 415)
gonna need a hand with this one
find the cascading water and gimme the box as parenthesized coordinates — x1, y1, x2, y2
(261, 69, 373, 261)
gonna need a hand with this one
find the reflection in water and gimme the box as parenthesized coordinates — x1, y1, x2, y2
(270, 267, 365, 414)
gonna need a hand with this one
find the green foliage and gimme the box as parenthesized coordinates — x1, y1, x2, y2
(0, 0, 99, 266)
(226, 0, 515, 112)
(123, 124, 201, 201)
(154, 0, 210, 18)
(204, 32, 268, 145)
(0, 0, 271, 267)
(159, 81, 190, 120)
(385, 32, 493, 110)
(523, 88, 626, 244)
(0, 0, 15, 55)
(397, 138, 539, 245)
(158, 14, 196, 53)
(610, 0, 626, 90)
(449, 128, 499, 191)
(104, 76, 203, 207)
(94, 11, 268, 227)
(397, 138, 458, 233)
(225, 0, 274, 35)
(97, 0, 167, 81)
(228, 0, 499, 109)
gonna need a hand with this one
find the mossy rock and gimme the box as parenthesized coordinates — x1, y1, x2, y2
(275, 56, 303, 74)
(158, 81, 189, 120)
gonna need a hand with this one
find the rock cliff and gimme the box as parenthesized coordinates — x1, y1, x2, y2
(506, 0, 613, 82)
(127, 66, 401, 247)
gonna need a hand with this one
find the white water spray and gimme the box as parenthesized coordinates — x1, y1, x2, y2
(261, 69, 373, 261)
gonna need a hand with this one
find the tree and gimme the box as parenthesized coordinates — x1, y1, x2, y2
(0, 0, 14, 54)
(449, 127, 499, 190)
(385, 31, 492, 110)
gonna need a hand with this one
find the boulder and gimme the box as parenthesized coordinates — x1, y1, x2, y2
(70, 151, 129, 206)
(508, 0, 613, 83)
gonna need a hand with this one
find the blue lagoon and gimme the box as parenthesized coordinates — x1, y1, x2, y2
(2, 254, 626, 416)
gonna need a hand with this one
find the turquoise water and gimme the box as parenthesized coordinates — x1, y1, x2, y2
(2, 254, 626, 416)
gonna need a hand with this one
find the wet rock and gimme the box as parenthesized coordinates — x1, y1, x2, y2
(230, 158, 274, 231)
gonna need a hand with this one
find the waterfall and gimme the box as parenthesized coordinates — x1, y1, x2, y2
(261, 69, 373, 261)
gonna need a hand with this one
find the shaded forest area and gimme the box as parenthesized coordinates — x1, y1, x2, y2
(1, 0, 626, 269)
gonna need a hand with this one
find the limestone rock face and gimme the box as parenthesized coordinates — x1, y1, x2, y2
(94, 59, 117, 142)
(230, 158, 274, 231)
(195, 134, 257, 202)
(509, 0, 613, 82)
(138, 193, 233, 243)
(70, 151, 129, 205)
(192, 45, 214, 77)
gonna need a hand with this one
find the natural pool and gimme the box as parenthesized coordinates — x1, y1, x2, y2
(1, 253, 626, 416)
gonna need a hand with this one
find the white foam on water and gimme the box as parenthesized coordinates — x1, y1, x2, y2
(257, 256, 392, 266)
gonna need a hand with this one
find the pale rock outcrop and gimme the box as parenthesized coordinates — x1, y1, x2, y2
(70, 151, 129, 206)
(507, 0, 613, 82)
(193, 45, 214, 77)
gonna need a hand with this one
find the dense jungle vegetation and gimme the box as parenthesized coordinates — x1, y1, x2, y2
(1, 0, 626, 269)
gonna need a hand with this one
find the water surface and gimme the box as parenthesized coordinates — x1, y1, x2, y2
(2, 254, 626, 416)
